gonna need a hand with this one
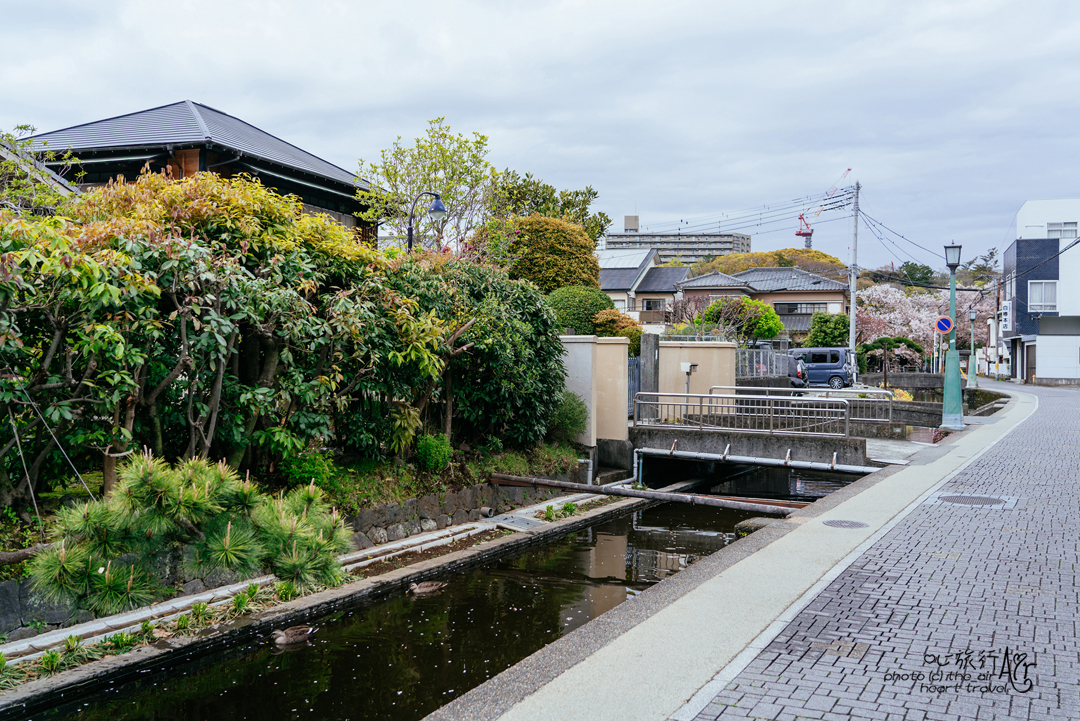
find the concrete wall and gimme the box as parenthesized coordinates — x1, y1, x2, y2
(1033, 335, 1080, 380)
(629, 426, 867, 466)
(559, 335, 629, 446)
(861, 372, 943, 389)
(560, 336, 598, 446)
(658, 341, 736, 395)
(595, 337, 629, 441)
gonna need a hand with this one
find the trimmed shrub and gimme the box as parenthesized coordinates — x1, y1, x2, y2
(507, 215, 600, 293)
(546, 392, 589, 441)
(547, 286, 613, 335)
(415, 434, 453, 471)
(280, 451, 342, 495)
(593, 308, 643, 356)
(700, 297, 783, 345)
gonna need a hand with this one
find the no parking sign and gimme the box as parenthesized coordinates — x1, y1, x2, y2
(935, 315, 953, 334)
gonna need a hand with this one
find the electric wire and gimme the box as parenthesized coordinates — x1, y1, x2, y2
(8, 408, 46, 540)
(640, 190, 845, 234)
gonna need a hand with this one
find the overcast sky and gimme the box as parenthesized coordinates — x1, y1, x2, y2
(4, 0, 1079, 271)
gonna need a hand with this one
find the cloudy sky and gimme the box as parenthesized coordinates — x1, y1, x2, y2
(4, 0, 1079, 271)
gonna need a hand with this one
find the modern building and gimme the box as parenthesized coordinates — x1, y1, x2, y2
(604, 215, 750, 264)
(1000, 199, 1080, 383)
(30, 100, 370, 235)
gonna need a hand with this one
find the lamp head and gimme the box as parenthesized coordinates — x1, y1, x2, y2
(944, 243, 962, 271)
(427, 194, 447, 222)
(969, 309, 977, 321)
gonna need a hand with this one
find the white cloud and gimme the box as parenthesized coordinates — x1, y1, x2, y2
(4, 0, 1080, 270)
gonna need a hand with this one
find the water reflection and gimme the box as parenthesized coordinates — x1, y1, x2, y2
(703, 465, 858, 503)
(37, 504, 759, 721)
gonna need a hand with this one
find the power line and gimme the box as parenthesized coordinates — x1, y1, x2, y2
(639, 190, 842, 234)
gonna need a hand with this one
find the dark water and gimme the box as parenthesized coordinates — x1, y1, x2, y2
(702, 465, 860, 503)
(34, 502, 770, 721)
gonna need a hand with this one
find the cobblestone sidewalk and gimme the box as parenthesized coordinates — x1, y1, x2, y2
(691, 383, 1080, 721)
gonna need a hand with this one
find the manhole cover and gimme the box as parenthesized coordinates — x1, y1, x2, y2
(492, 515, 547, 532)
(823, 520, 869, 529)
(938, 495, 1004, 506)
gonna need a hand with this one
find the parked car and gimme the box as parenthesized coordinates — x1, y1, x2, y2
(789, 347, 853, 389)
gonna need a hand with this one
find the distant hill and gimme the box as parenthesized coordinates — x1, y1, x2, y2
(690, 248, 847, 281)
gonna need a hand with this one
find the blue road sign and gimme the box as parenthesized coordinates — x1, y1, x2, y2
(935, 315, 953, 333)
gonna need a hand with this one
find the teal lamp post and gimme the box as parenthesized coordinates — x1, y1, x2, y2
(941, 243, 965, 430)
(968, 308, 978, 389)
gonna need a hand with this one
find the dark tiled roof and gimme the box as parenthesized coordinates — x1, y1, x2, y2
(780, 315, 814, 332)
(600, 267, 643, 292)
(636, 266, 691, 293)
(598, 250, 657, 291)
(31, 100, 365, 189)
(731, 267, 848, 292)
(677, 271, 753, 289)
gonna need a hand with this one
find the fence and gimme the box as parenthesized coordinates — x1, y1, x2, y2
(736, 348, 786, 379)
(633, 391, 851, 437)
(709, 386, 893, 423)
(627, 356, 641, 415)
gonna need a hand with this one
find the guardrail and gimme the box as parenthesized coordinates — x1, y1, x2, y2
(709, 386, 893, 423)
(633, 391, 851, 437)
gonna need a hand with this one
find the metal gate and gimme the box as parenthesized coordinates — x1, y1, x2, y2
(628, 356, 641, 415)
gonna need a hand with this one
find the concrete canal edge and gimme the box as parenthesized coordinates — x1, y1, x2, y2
(0, 492, 655, 715)
(426, 388, 1038, 721)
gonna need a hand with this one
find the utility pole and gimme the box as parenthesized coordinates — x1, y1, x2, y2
(847, 181, 860, 384)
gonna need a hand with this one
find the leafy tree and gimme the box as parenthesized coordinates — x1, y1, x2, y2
(0, 125, 80, 215)
(546, 286, 613, 335)
(593, 309, 642, 356)
(381, 255, 566, 448)
(857, 336, 925, 372)
(899, 261, 934, 286)
(0, 170, 445, 504)
(958, 248, 999, 287)
(29, 453, 350, 614)
(804, 313, 850, 347)
(700, 297, 783, 346)
(356, 117, 496, 250)
(485, 170, 612, 244)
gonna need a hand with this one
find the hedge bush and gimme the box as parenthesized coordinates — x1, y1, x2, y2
(547, 286, 613, 335)
(507, 215, 600, 293)
(546, 392, 589, 441)
(593, 308, 643, 356)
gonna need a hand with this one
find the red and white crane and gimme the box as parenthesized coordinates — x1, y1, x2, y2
(796, 168, 851, 249)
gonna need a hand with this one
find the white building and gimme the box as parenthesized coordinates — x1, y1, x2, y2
(1001, 199, 1080, 383)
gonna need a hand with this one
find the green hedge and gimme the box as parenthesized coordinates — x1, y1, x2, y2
(547, 285, 614, 335)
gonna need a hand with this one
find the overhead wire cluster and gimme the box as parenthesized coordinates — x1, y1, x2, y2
(639, 188, 854, 237)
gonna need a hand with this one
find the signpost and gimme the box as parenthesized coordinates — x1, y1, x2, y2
(935, 316, 954, 334)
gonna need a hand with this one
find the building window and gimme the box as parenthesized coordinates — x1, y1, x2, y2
(613, 299, 625, 311)
(643, 299, 665, 310)
(1028, 280, 1057, 312)
(1048, 222, 1077, 239)
(774, 302, 828, 315)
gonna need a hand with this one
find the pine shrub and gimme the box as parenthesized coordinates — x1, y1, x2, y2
(30, 454, 351, 614)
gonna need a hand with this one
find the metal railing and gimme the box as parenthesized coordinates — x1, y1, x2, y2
(709, 386, 893, 423)
(736, 348, 786, 379)
(633, 392, 851, 437)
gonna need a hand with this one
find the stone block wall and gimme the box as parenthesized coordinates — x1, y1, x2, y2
(344, 470, 580, 549)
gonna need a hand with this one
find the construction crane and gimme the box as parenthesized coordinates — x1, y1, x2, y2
(796, 168, 851, 249)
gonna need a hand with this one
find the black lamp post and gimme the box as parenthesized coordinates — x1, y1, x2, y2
(406, 191, 447, 253)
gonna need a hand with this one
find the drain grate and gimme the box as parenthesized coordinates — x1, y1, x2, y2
(823, 520, 869, 529)
(938, 495, 1004, 506)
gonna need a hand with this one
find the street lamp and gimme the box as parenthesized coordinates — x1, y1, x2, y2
(406, 191, 447, 253)
(968, 308, 978, 389)
(941, 243, 964, 430)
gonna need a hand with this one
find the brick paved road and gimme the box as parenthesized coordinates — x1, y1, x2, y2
(691, 383, 1080, 721)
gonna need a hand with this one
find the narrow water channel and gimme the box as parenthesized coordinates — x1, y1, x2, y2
(30, 469, 859, 721)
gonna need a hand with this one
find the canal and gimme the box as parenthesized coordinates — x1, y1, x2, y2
(27, 468, 860, 721)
